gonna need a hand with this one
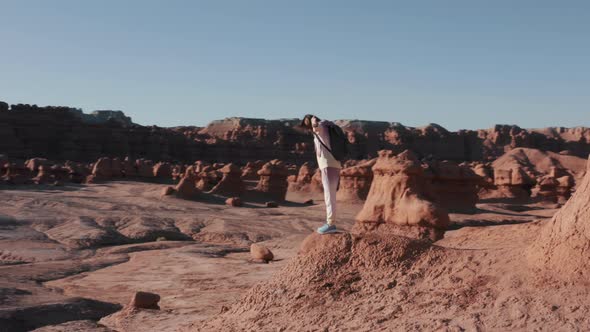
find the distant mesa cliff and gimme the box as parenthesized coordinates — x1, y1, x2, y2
(1, 100, 589, 164)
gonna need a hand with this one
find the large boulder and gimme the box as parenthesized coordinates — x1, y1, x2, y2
(250, 243, 274, 262)
(25, 158, 51, 172)
(128, 291, 160, 310)
(353, 150, 450, 241)
(122, 157, 137, 177)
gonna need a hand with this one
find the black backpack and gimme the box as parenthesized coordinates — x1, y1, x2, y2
(314, 122, 349, 162)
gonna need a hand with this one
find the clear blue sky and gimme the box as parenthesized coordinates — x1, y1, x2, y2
(1, 0, 588, 130)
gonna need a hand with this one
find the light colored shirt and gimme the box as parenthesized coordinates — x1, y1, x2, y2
(313, 120, 342, 170)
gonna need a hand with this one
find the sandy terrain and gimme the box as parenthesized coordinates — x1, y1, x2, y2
(0, 181, 585, 331)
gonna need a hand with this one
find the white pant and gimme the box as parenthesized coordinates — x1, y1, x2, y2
(321, 167, 340, 225)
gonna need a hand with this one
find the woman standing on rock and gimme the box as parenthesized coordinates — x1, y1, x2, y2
(300, 114, 346, 234)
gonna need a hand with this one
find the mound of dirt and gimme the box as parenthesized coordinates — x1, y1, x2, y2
(528, 155, 590, 281)
(200, 232, 435, 331)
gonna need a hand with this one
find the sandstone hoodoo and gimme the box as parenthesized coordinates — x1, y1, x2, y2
(241, 160, 264, 180)
(255, 159, 289, 201)
(32, 165, 53, 184)
(122, 157, 137, 177)
(169, 173, 200, 199)
(528, 155, 590, 281)
(136, 159, 155, 178)
(153, 162, 172, 179)
(337, 159, 376, 203)
(91, 157, 114, 181)
(25, 157, 51, 172)
(424, 160, 482, 213)
(196, 167, 222, 191)
(209, 163, 244, 197)
(353, 150, 450, 241)
(480, 167, 535, 202)
(287, 162, 316, 193)
(310, 168, 324, 193)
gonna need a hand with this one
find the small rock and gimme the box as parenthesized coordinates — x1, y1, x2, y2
(129, 291, 160, 310)
(226, 197, 243, 207)
(303, 199, 314, 205)
(265, 201, 278, 208)
(250, 243, 274, 262)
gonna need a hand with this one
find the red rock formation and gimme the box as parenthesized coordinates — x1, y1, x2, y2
(528, 155, 590, 281)
(287, 162, 316, 193)
(337, 159, 376, 203)
(196, 168, 221, 191)
(171, 165, 184, 181)
(64, 161, 91, 183)
(486, 167, 535, 202)
(241, 161, 265, 180)
(3, 100, 590, 165)
(153, 162, 172, 179)
(353, 150, 450, 241)
(122, 157, 137, 177)
(310, 169, 324, 193)
(32, 165, 53, 184)
(136, 159, 154, 178)
(209, 163, 244, 197)
(533, 167, 575, 204)
(172, 174, 200, 199)
(1, 162, 31, 185)
(25, 158, 51, 172)
(255, 160, 289, 201)
(424, 161, 482, 213)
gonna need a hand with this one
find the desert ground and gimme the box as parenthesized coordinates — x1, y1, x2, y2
(2, 178, 588, 331)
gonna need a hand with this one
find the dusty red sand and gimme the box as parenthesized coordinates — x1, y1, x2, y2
(0, 180, 588, 331)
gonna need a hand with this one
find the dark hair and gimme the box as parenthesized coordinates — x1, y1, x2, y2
(300, 114, 320, 129)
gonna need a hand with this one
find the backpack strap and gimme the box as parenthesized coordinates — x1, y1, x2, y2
(313, 131, 334, 156)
